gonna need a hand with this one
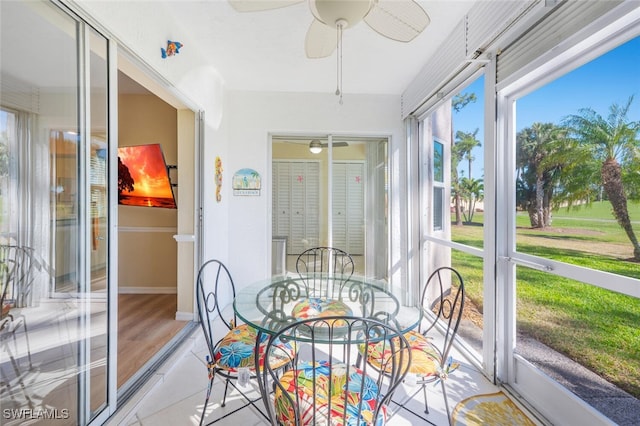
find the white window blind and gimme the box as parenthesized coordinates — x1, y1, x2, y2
(0, 73, 40, 113)
(402, 0, 535, 118)
(496, 0, 623, 85)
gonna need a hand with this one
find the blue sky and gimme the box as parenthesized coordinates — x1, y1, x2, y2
(453, 35, 640, 179)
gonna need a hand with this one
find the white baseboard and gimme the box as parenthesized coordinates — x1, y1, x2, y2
(118, 286, 177, 294)
(175, 311, 194, 321)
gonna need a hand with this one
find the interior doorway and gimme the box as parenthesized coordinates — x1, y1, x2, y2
(115, 68, 198, 392)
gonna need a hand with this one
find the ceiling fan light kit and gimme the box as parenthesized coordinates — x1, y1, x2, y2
(306, 139, 350, 153)
(229, 0, 430, 102)
(310, 0, 373, 28)
(309, 139, 323, 154)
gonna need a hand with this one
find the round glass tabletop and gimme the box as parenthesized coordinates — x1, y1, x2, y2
(233, 274, 422, 339)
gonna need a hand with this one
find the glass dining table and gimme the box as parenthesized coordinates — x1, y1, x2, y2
(234, 274, 422, 335)
(233, 273, 423, 412)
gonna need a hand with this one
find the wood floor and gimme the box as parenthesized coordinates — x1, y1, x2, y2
(118, 294, 188, 387)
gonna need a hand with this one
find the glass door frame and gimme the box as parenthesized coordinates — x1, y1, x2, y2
(80, 9, 116, 425)
(269, 133, 390, 280)
(0, 1, 116, 423)
(63, 3, 117, 423)
(494, 15, 640, 425)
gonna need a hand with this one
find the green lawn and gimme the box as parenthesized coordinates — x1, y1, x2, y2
(553, 200, 640, 221)
(450, 201, 640, 399)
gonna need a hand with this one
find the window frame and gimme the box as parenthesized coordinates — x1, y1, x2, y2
(495, 13, 640, 426)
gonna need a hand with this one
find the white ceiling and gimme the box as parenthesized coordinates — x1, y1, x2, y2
(1, 0, 477, 98)
(155, 0, 476, 95)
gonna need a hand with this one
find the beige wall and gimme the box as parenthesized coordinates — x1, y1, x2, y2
(118, 93, 178, 291)
(176, 109, 196, 316)
(272, 142, 366, 160)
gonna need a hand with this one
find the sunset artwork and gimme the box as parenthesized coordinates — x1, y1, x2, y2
(117, 144, 177, 209)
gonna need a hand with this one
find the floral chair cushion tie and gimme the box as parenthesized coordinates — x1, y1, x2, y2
(363, 330, 460, 380)
(213, 323, 296, 372)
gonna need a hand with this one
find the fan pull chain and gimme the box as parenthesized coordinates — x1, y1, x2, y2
(336, 21, 344, 105)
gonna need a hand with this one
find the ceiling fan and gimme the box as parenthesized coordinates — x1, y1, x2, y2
(309, 139, 348, 153)
(228, 0, 430, 102)
(277, 139, 349, 154)
(228, 0, 430, 58)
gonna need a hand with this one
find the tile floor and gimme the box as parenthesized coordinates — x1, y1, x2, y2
(109, 316, 541, 426)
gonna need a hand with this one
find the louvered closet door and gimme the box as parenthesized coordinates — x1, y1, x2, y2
(289, 163, 307, 254)
(272, 162, 291, 239)
(304, 162, 320, 252)
(346, 163, 364, 254)
(332, 164, 348, 251)
(332, 162, 364, 255)
(275, 161, 319, 254)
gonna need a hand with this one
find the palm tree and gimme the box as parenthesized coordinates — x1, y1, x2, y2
(455, 128, 481, 180)
(516, 123, 568, 228)
(118, 157, 135, 199)
(451, 93, 478, 226)
(563, 96, 640, 261)
(453, 128, 481, 227)
(460, 177, 484, 223)
(451, 140, 465, 225)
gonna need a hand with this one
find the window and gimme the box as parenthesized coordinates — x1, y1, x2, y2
(0, 109, 18, 240)
(420, 73, 487, 363)
(433, 140, 444, 182)
(433, 187, 444, 231)
(506, 35, 640, 420)
(433, 140, 444, 231)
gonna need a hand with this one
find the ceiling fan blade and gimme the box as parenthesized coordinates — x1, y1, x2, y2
(320, 142, 349, 147)
(364, 0, 430, 42)
(228, 0, 303, 13)
(305, 19, 337, 59)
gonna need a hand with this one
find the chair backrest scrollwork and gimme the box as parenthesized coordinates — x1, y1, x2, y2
(419, 266, 465, 367)
(263, 315, 411, 426)
(195, 259, 237, 355)
(295, 246, 355, 298)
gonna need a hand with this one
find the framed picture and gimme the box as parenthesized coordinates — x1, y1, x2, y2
(117, 144, 177, 209)
(232, 168, 261, 196)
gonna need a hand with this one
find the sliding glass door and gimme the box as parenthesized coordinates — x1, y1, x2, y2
(272, 135, 388, 279)
(331, 137, 388, 279)
(1, 1, 112, 424)
(497, 32, 640, 425)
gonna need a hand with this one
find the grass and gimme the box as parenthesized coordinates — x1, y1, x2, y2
(515, 267, 640, 398)
(450, 201, 640, 399)
(553, 200, 640, 221)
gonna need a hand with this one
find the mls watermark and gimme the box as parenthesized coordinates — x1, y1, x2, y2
(3, 408, 70, 420)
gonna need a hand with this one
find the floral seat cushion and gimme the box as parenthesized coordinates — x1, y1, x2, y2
(213, 323, 296, 372)
(291, 297, 353, 323)
(364, 330, 459, 378)
(291, 298, 354, 336)
(273, 360, 387, 426)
